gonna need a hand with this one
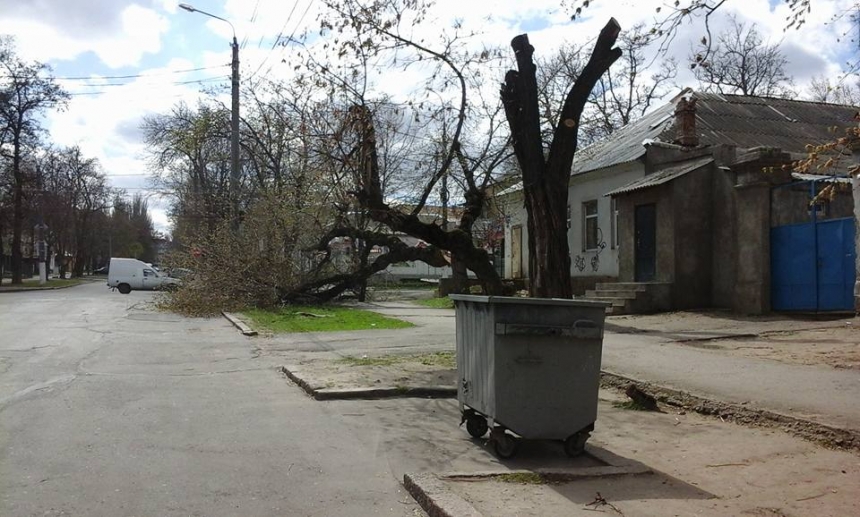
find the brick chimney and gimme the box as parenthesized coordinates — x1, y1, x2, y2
(674, 96, 699, 147)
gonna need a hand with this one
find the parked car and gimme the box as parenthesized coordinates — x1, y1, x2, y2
(107, 258, 181, 294)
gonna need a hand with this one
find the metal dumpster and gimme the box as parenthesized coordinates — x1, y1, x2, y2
(450, 295, 609, 458)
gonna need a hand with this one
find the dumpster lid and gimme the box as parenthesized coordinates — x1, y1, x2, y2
(449, 294, 611, 308)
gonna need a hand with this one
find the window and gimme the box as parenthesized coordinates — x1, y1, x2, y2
(583, 200, 598, 251)
(611, 197, 619, 249)
(143, 269, 156, 278)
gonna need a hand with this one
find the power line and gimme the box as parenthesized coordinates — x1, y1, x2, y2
(66, 77, 228, 97)
(8, 65, 229, 82)
(248, 0, 314, 85)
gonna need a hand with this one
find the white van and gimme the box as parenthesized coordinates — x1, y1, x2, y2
(107, 258, 181, 294)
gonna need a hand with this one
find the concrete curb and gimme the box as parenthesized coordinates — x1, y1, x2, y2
(221, 312, 258, 336)
(403, 473, 483, 517)
(279, 365, 456, 400)
(600, 370, 860, 452)
(403, 447, 651, 517)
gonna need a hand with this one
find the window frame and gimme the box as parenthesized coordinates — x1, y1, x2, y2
(582, 200, 599, 252)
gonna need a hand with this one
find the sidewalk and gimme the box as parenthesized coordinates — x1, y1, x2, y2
(601, 312, 860, 431)
(258, 302, 860, 516)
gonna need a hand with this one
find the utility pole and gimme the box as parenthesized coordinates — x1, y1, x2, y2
(230, 35, 240, 232)
(180, 3, 240, 232)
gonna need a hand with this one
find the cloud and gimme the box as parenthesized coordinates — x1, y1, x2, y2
(0, 1, 169, 68)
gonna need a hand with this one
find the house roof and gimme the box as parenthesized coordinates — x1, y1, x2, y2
(605, 156, 714, 197)
(692, 93, 860, 150)
(571, 98, 677, 176)
(495, 91, 859, 198)
(572, 91, 859, 176)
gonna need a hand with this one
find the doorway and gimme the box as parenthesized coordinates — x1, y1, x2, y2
(634, 204, 656, 282)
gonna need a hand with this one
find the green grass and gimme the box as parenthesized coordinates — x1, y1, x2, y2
(244, 305, 413, 333)
(415, 297, 454, 309)
(0, 278, 84, 289)
(496, 473, 547, 485)
(337, 351, 455, 369)
(612, 400, 655, 411)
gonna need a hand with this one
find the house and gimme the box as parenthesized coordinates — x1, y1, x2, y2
(497, 90, 858, 314)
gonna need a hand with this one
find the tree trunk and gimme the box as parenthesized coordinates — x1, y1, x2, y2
(0, 209, 5, 281)
(58, 243, 66, 279)
(501, 20, 622, 298)
(523, 181, 572, 298)
(11, 132, 24, 284)
(449, 254, 468, 294)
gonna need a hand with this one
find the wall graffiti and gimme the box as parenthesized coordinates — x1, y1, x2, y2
(575, 228, 607, 273)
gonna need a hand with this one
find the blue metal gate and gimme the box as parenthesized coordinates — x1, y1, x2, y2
(770, 178, 856, 312)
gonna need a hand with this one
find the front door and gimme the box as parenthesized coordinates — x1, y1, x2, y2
(635, 204, 656, 282)
(510, 226, 522, 279)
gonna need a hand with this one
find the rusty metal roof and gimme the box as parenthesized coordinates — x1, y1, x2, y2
(604, 156, 714, 197)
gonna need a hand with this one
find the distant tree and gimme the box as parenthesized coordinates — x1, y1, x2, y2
(538, 23, 677, 146)
(0, 37, 68, 283)
(143, 102, 232, 239)
(690, 16, 796, 97)
(807, 75, 860, 105)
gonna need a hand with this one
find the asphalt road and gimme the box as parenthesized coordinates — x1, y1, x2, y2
(0, 282, 422, 517)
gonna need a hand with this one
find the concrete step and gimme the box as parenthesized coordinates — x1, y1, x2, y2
(585, 289, 638, 299)
(605, 305, 631, 316)
(595, 282, 648, 291)
(582, 296, 628, 308)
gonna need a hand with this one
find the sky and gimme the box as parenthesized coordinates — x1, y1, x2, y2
(1, 0, 856, 234)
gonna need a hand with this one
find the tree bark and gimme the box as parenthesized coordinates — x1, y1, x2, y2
(501, 20, 622, 298)
(11, 132, 24, 285)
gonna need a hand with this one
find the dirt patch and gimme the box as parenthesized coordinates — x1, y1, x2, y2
(709, 327, 860, 370)
(608, 311, 852, 334)
(609, 311, 858, 370)
(286, 352, 457, 390)
(600, 372, 860, 452)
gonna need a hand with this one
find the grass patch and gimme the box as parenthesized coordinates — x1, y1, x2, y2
(418, 351, 456, 368)
(415, 297, 454, 309)
(496, 473, 547, 485)
(612, 400, 655, 411)
(338, 351, 456, 369)
(244, 305, 413, 333)
(0, 278, 84, 290)
(338, 355, 402, 367)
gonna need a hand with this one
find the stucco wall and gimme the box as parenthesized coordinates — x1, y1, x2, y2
(711, 166, 738, 308)
(617, 185, 675, 283)
(671, 165, 714, 309)
(499, 161, 644, 282)
(567, 161, 644, 278)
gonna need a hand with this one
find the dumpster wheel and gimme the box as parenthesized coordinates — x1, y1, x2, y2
(465, 414, 488, 438)
(491, 428, 518, 459)
(564, 431, 590, 457)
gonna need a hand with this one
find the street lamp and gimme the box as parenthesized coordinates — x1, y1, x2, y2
(179, 3, 240, 231)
